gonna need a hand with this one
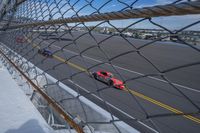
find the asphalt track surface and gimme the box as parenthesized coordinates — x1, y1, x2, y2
(4, 31, 200, 133)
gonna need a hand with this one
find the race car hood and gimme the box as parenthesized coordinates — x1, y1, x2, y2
(111, 78, 123, 85)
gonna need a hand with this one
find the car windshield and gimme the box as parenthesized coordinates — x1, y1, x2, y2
(100, 71, 113, 78)
(101, 71, 107, 75)
(44, 49, 51, 52)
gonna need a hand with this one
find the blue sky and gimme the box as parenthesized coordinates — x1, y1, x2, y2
(65, 0, 199, 31)
(34, 0, 181, 17)
(21, 0, 200, 31)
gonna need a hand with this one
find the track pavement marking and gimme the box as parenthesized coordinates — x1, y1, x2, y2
(67, 79, 159, 133)
(30, 35, 200, 93)
(25, 36, 88, 73)
(1, 42, 159, 133)
(53, 54, 88, 73)
(123, 88, 200, 124)
(25, 36, 200, 125)
(51, 44, 200, 93)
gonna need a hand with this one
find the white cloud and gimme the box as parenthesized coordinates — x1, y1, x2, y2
(156, 0, 175, 5)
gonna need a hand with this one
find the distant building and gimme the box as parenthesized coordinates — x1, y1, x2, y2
(123, 32, 132, 37)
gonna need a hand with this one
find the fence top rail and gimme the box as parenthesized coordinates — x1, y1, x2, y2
(6, 1, 200, 30)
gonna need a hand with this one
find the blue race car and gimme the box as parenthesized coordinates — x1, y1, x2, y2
(38, 48, 53, 57)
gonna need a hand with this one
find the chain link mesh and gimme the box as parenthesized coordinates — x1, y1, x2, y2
(0, 0, 200, 133)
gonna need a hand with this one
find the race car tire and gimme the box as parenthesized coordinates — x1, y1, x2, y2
(38, 50, 41, 54)
(108, 80, 113, 86)
(93, 73, 97, 79)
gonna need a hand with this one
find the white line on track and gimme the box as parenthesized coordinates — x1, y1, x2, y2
(51, 44, 200, 93)
(33, 39, 160, 132)
(1, 42, 158, 132)
(68, 79, 159, 133)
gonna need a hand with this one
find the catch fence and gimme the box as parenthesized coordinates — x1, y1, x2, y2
(0, 0, 200, 133)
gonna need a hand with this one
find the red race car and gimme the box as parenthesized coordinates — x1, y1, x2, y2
(92, 70, 125, 90)
(16, 36, 26, 43)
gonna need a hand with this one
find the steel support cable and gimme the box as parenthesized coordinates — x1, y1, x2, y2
(0, 49, 84, 133)
(6, 1, 200, 29)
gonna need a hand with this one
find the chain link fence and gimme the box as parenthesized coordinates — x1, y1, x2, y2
(0, 0, 200, 133)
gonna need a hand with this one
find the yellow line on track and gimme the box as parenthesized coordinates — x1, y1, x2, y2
(124, 88, 200, 124)
(25, 36, 89, 73)
(25, 36, 200, 124)
(53, 54, 88, 73)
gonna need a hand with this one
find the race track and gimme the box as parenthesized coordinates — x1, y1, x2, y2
(5, 31, 200, 133)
